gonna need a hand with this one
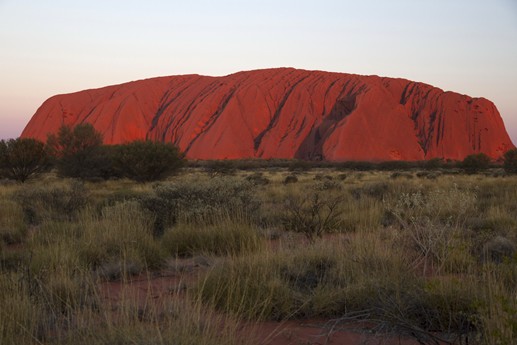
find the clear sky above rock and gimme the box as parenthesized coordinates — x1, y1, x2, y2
(1, 0, 516, 143)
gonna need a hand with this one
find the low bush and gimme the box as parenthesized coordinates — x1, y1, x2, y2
(482, 236, 516, 263)
(388, 186, 477, 274)
(14, 181, 89, 224)
(48, 123, 108, 179)
(282, 189, 345, 242)
(58, 145, 118, 180)
(313, 174, 333, 181)
(0, 138, 50, 182)
(112, 140, 184, 182)
(503, 148, 517, 174)
(337, 173, 347, 180)
(424, 157, 445, 170)
(152, 177, 260, 226)
(245, 172, 270, 186)
(283, 175, 298, 184)
(461, 153, 491, 174)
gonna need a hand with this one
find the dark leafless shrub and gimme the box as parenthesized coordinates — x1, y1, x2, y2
(282, 190, 345, 242)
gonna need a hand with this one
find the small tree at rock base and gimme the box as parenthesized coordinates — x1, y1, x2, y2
(461, 153, 491, 174)
(0, 138, 49, 182)
(47, 124, 107, 179)
(47, 123, 103, 158)
(113, 140, 184, 182)
(503, 148, 517, 174)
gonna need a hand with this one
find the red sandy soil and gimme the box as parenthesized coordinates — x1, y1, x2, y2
(22, 68, 514, 161)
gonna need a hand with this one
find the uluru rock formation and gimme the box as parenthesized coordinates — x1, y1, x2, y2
(21, 68, 514, 161)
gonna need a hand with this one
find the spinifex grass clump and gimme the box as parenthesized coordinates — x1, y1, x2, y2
(196, 234, 480, 337)
(162, 218, 264, 257)
(26, 200, 164, 281)
(0, 270, 249, 345)
(0, 200, 27, 245)
(478, 262, 517, 345)
(76, 201, 165, 273)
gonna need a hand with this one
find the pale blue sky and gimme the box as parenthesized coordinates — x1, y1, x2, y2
(1, 0, 516, 142)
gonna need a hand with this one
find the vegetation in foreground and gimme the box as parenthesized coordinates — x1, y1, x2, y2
(0, 165, 516, 345)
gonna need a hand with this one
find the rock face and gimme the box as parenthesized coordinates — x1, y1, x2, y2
(21, 68, 514, 161)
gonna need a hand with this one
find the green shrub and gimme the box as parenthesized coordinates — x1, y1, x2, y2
(14, 181, 89, 224)
(0, 138, 50, 182)
(58, 145, 118, 180)
(461, 153, 491, 174)
(113, 140, 184, 182)
(424, 157, 445, 170)
(137, 194, 176, 238)
(152, 177, 260, 225)
(503, 148, 517, 174)
(47, 124, 108, 179)
(47, 123, 103, 157)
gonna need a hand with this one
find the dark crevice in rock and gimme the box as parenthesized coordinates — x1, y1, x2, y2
(295, 94, 357, 161)
(161, 79, 218, 142)
(253, 75, 310, 151)
(184, 87, 237, 154)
